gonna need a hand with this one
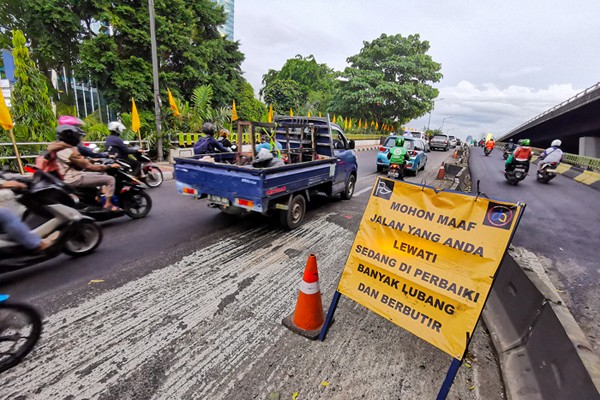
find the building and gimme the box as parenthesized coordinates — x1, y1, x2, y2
(214, 0, 234, 39)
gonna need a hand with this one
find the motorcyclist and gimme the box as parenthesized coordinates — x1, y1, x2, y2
(485, 137, 495, 152)
(505, 139, 516, 152)
(386, 136, 408, 180)
(57, 115, 109, 159)
(106, 121, 144, 176)
(537, 139, 564, 172)
(52, 125, 121, 211)
(505, 138, 532, 172)
(218, 129, 233, 151)
(193, 122, 228, 155)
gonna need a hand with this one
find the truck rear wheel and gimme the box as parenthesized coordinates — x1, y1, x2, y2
(280, 194, 306, 229)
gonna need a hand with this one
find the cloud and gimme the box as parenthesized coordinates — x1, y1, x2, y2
(408, 81, 582, 139)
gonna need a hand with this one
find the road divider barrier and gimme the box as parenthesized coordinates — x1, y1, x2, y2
(282, 254, 325, 340)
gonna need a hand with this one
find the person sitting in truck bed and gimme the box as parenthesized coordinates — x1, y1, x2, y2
(193, 122, 228, 155)
(255, 133, 283, 154)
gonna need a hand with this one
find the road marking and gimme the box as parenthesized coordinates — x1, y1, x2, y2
(354, 186, 373, 197)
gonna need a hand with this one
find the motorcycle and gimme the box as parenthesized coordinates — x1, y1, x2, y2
(484, 147, 493, 156)
(537, 162, 559, 184)
(503, 147, 514, 160)
(70, 159, 152, 221)
(504, 160, 529, 185)
(0, 171, 103, 269)
(129, 148, 163, 188)
(117, 143, 163, 188)
(0, 294, 42, 372)
(387, 162, 404, 181)
(25, 160, 152, 222)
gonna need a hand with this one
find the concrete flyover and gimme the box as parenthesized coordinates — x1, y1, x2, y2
(500, 81, 600, 157)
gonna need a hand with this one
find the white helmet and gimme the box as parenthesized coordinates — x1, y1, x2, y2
(108, 121, 126, 135)
(551, 139, 562, 147)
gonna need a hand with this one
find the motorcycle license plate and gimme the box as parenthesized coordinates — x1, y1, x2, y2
(389, 171, 399, 178)
(515, 168, 526, 173)
(546, 169, 557, 173)
(208, 195, 230, 205)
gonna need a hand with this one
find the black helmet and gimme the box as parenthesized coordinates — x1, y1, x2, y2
(202, 122, 216, 136)
(509, 139, 513, 143)
(56, 124, 85, 146)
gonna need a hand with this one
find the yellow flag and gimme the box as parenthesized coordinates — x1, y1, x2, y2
(364, 121, 368, 129)
(131, 98, 141, 133)
(268, 105, 273, 123)
(289, 108, 294, 116)
(0, 87, 14, 131)
(375, 122, 379, 130)
(358, 119, 362, 128)
(319, 112, 322, 117)
(307, 111, 311, 117)
(332, 115, 337, 124)
(168, 88, 180, 117)
(232, 100, 239, 121)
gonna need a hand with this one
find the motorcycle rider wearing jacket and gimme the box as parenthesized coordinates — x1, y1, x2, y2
(485, 138, 495, 151)
(52, 125, 121, 211)
(106, 121, 144, 176)
(505, 139, 516, 152)
(387, 136, 408, 180)
(537, 139, 563, 172)
(57, 116, 109, 160)
(193, 122, 228, 155)
(505, 139, 532, 172)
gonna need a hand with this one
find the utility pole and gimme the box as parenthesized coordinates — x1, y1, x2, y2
(426, 98, 445, 132)
(148, 0, 163, 159)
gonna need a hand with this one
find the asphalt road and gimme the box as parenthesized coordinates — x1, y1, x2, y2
(0, 148, 507, 400)
(469, 146, 600, 351)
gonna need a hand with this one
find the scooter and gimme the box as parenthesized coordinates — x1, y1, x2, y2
(131, 149, 163, 188)
(121, 144, 163, 188)
(537, 162, 559, 184)
(387, 162, 404, 181)
(503, 148, 514, 160)
(70, 159, 152, 221)
(504, 160, 530, 185)
(0, 171, 103, 269)
(0, 294, 42, 372)
(484, 147, 493, 156)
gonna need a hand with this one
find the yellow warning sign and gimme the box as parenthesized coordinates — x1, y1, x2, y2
(337, 178, 524, 358)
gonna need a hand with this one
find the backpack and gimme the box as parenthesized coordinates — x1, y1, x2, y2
(193, 137, 210, 155)
(35, 150, 63, 179)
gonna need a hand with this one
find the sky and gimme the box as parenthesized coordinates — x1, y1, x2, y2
(234, 0, 600, 140)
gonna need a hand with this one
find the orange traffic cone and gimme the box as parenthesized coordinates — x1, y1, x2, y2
(282, 254, 325, 340)
(453, 150, 458, 159)
(437, 162, 445, 180)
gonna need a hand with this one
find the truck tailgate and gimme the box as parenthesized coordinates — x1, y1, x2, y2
(174, 158, 336, 212)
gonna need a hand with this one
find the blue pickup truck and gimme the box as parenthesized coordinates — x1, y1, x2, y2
(174, 117, 358, 229)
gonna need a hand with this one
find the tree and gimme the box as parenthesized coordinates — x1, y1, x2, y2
(262, 80, 303, 115)
(260, 55, 336, 114)
(333, 33, 442, 127)
(78, 0, 245, 113)
(236, 80, 266, 122)
(10, 30, 56, 142)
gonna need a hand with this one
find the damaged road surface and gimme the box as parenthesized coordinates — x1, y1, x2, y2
(0, 157, 504, 399)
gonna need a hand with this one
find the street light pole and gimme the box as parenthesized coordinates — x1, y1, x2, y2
(441, 116, 453, 131)
(148, 0, 163, 161)
(426, 98, 445, 132)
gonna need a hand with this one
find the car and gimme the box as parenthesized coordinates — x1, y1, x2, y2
(404, 131, 430, 152)
(376, 136, 428, 175)
(448, 135, 457, 148)
(429, 134, 450, 151)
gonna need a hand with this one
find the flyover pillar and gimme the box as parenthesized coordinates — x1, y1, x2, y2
(579, 136, 600, 157)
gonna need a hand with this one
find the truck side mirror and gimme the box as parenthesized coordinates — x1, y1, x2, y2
(348, 140, 355, 150)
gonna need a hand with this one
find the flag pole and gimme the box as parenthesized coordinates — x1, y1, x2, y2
(9, 128, 24, 174)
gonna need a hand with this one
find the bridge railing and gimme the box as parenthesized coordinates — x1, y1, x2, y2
(506, 81, 600, 136)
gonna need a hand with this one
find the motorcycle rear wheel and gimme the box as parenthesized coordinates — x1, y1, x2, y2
(123, 191, 152, 219)
(63, 219, 103, 256)
(143, 167, 163, 188)
(0, 302, 42, 373)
